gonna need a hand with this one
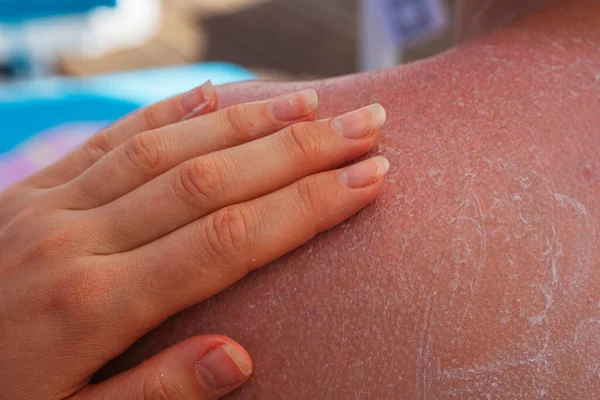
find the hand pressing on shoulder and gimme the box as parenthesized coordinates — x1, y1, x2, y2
(0, 81, 389, 399)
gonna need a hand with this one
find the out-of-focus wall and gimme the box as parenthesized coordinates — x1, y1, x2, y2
(204, 0, 458, 77)
(60, 0, 458, 79)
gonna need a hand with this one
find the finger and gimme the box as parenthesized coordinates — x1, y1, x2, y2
(56, 89, 319, 209)
(93, 104, 386, 253)
(117, 156, 389, 329)
(24, 81, 218, 189)
(72, 335, 251, 400)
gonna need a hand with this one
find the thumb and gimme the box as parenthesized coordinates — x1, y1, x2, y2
(72, 335, 252, 400)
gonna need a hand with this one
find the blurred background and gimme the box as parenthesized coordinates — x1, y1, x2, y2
(1, 0, 458, 79)
(0, 0, 457, 188)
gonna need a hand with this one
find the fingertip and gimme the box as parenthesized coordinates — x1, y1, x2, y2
(338, 156, 390, 189)
(202, 335, 253, 378)
(222, 340, 253, 377)
(181, 101, 214, 121)
(373, 155, 391, 175)
(72, 335, 252, 400)
(267, 89, 319, 122)
(202, 80, 217, 103)
(301, 88, 319, 112)
(181, 81, 219, 118)
(195, 341, 252, 392)
(203, 80, 220, 110)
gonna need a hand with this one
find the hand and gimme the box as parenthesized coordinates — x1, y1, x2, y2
(0, 81, 389, 399)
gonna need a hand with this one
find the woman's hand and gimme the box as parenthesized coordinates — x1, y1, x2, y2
(0, 82, 388, 400)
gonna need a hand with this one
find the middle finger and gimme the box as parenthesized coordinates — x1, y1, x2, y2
(91, 104, 386, 253)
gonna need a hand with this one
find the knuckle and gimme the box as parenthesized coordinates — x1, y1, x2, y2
(8, 206, 46, 229)
(142, 371, 184, 400)
(204, 206, 250, 258)
(82, 130, 113, 160)
(282, 123, 322, 164)
(23, 223, 79, 262)
(125, 132, 163, 171)
(0, 182, 22, 204)
(140, 104, 164, 131)
(221, 105, 256, 141)
(293, 175, 329, 217)
(173, 158, 224, 207)
(50, 268, 113, 322)
(0, 196, 36, 227)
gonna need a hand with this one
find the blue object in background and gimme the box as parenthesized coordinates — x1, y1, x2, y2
(0, 0, 116, 23)
(0, 63, 256, 155)
(373, 0, 446, 47)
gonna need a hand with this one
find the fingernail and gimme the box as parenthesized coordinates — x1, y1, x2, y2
(268, 89, 319, 121)
(181, 101, 212, 121)
(181, 80, 216, 112)
(331, 104, 386, 139)
(196, 344, 252, 390)
(339, 156, 390, 188)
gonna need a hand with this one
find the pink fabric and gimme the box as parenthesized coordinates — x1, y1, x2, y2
(0, 123, 104, 190)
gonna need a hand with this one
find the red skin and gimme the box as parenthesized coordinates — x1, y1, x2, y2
(101, 2, 600, 398)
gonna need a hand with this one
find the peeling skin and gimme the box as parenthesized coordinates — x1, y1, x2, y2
(100, 1, 600, 399)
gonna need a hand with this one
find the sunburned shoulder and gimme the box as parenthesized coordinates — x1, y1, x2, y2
(102, 3, 600, 397)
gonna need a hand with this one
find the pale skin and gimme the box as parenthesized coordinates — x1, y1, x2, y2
(99, 1, 600, 399)
(0, 82, 392, 399)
